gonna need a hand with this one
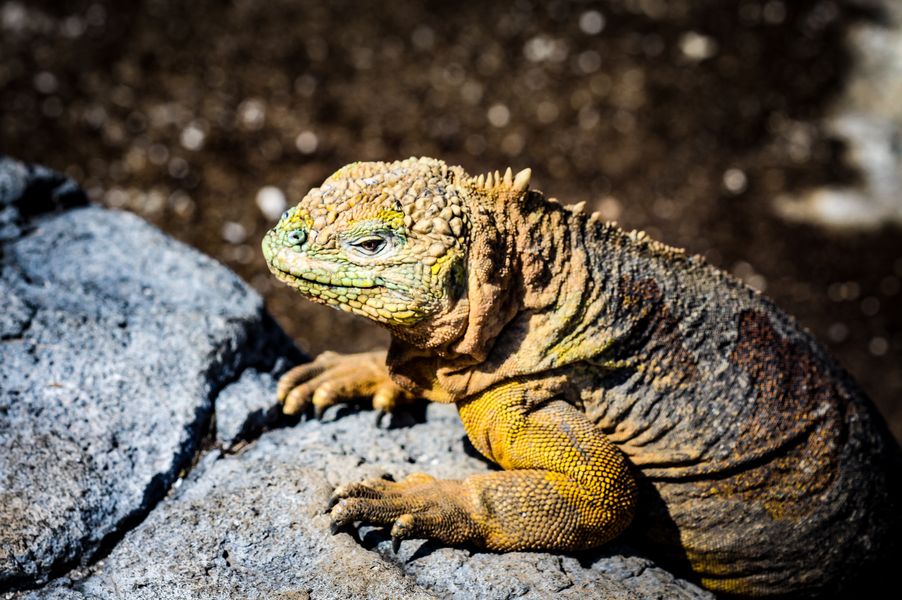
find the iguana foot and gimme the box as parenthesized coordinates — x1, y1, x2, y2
(328, 466, 634, 553)
(324, 389, 638, 554)
(277, 350, 415, 419)
(328, 473, 481, 550)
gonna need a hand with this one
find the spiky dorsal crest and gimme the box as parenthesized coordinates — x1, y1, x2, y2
(472, 167, 532, 195)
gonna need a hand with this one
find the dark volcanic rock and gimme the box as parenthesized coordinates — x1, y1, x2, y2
(0, 157, 299, 587)
(2, 158, 710, 598)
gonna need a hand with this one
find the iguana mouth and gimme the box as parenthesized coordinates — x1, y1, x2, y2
(270, 265, 378, 290)
(269, 247, 379, 289)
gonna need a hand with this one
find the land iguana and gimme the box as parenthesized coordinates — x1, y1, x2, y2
(262, 157, 900, 598)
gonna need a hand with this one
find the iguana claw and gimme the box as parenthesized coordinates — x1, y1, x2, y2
(326, 494, 341, 512)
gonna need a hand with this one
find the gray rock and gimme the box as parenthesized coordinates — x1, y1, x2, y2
(0, 158, 87, 243)
(214, 364, 293, 449)
(0, 157, 300, 588)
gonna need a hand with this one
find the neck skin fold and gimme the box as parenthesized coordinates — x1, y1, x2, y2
(388, 187, 599, 401)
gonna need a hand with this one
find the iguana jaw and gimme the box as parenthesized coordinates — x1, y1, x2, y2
(267, 245, 378, 289)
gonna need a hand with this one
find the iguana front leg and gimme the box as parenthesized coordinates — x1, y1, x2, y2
(277, 351, 416, 419)
(329, 381, 638, 551)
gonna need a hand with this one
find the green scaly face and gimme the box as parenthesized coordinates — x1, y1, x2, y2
(262, 157, 470, 328)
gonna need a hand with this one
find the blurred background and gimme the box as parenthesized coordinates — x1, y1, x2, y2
(1, 0, 900, 441)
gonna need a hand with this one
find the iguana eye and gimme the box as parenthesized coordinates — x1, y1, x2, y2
(352, 236, 387, 255)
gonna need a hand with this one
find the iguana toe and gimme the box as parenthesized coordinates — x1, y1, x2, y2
(389, 514, 419, 553)
(277, 350, 415, 417)
(277, 361, 326, 403)
(327, 474, 481, 547)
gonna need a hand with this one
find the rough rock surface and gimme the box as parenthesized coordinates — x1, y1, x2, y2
(213, 366, 292, 449)
(0, 157, 300, 587)
(1, 158, 711, 598)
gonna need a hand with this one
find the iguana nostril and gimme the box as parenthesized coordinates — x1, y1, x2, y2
(286, 229, 306, 246)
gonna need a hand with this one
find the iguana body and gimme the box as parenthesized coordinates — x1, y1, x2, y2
(262, 157, 899, 597)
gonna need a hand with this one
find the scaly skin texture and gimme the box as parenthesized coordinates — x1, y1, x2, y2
(263, 157, 900, 598)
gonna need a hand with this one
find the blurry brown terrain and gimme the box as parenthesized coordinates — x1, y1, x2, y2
(1, 0, 900, 441)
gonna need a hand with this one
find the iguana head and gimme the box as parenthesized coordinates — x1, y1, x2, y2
(263, 157, 531, 346)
